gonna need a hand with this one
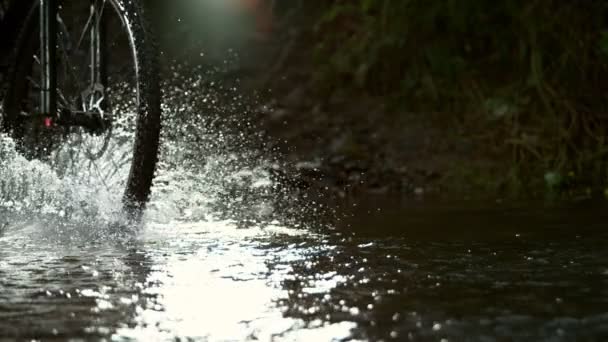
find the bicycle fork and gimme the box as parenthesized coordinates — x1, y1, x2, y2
(39, 0, 57, 120)
(39, 0, 108, 132)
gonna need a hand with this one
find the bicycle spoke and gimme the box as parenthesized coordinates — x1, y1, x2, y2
(26, 76, 42, 91)
(75, 0, 107, 52)
(58, 31, 86, 106)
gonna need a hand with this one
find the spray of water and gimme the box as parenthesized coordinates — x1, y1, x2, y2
(0, 61, 319, 235)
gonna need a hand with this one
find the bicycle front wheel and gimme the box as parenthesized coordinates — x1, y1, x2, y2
(2, 0, 161, 214)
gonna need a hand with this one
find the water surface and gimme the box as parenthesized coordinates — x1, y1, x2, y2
(2, 199, 608, 341)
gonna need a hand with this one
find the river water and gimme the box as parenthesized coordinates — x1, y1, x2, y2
(2, 72, 608, 341)
(2, 197, 608, 341)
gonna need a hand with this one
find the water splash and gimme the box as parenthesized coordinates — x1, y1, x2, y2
(0, 133, 122, 223)
(0, 63, 318, 232)
(142, 63, 316, 227)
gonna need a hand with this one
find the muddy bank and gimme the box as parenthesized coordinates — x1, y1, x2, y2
(152, 8, 511, 203)
(151, 1, 608, 202)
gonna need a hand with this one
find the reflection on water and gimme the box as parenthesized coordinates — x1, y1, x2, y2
(115, 221, 355, 341)
(2, 200, 608, 341)
(0, 214, 356, 340)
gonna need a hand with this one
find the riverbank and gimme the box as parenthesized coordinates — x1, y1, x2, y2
(154, 1, 608, 201)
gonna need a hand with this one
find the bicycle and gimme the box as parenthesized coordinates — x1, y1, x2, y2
(0, 0, 161, 215)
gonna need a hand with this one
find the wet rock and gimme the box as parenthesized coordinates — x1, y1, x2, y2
(367, 185, 389, 195)
(295, 160, 322, 171)
(329, 134, 352, 155)
(329, 154, 346, 165)
(282, 86, 310, 109)
(269, 108, 289, 121)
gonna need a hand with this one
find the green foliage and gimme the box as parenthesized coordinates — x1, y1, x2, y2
(313, 0, 608, 195)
